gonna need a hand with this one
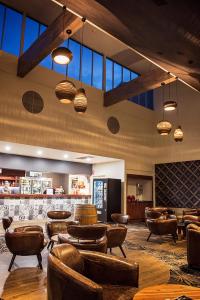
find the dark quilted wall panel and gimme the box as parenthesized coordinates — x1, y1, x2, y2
(155, 161, 200, 208)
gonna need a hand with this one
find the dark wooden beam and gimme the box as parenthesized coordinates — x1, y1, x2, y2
(104, 69, 176, 107)
(17, 9, 83, 77)
(56, 0, 200, 92)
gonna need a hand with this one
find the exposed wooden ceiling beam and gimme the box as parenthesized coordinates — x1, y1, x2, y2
(56, 0, 200, 92)
(17, 9, 83, 77)
(104, 69, 176, 107)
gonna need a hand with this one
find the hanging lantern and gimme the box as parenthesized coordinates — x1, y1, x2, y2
(55, 80, 76, 104)
(74, 88, 87, 114)
(52, 47, 73, 65)
(157, 120, 172, 135)
(174, 126, 183, 142)
(164, 100, 177, 111)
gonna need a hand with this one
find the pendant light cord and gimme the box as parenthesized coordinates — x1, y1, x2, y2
(176, 77, 180, 125)
(161, 82, 165, 120)
(80, 17, 86, 87)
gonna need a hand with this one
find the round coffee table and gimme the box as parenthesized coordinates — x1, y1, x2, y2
(133, 284, 200, 299)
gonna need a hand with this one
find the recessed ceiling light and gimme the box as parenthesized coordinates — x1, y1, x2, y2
(86, 157, 92, 162)
(64, 154, 68, 159)
(5, 145, 11, 151)
(37, 150, 43, 156)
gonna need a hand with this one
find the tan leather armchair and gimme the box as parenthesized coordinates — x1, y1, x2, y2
(106, 225, 127, 257)
(187, 223, 200, 269)
(46, 220, 79, 249)
(58, 224, 107, 253)
(47, 244, 139, 300)
(145, 207, 176, 223)
(5, 229, 47, 271)
(111, 213, 130, 225)
(146, 218, 177, 242)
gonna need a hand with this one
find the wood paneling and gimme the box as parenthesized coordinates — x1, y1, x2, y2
(17, 9, 83, 77)
(104, 69, 175, 107)
(127, 201, 153, 221)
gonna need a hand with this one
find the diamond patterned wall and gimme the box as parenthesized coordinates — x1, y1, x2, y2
(155, 161, 200, 208)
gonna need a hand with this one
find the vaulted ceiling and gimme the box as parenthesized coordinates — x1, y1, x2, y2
(2, 0, 200, 97)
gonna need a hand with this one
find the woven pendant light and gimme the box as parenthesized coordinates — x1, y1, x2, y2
(157, 120, 172, 135)
(74, 88, 87, 113)
(55, 80, 77, 104)
(174, 126, 183, 142)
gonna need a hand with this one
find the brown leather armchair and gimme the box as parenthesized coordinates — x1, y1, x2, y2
(2, 216, 43, 233)
(47, 244, 139, 300)
(5, 229, 47, 271)
(111, 213, 130, 225)
(47, 210, 71, 220)
(145, 207, 176, 224)
(146, 218, 177, 242)
(183, 209, 200, 224)
(46, 220, 79, 249)
(187, 223, 200, 269)
(106, 225, 127, 257)
(2, 217, 13, 231)
(58, 224, 107, 253)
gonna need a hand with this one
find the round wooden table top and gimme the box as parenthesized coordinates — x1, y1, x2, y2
(133, 284, 200, 300)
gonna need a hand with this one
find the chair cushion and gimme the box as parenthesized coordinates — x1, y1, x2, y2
(102, 284, 138, 300)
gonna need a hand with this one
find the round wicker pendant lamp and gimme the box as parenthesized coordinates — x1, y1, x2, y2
(55, 80, 77, 104)
(157, 120, 172, 135)
(174, 125, 183, 142)
(74, 88, 87, 113)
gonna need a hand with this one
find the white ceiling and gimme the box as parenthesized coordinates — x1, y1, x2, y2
(0, 141, 120, 165)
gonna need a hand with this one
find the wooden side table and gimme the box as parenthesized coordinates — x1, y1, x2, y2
(133, 284, 200, 300)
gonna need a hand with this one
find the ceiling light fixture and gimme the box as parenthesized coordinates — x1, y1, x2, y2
(55, 80, 77, 104)
(5, 145, 11, 151)
(174, 78, 184, 142)
(37, 150, 43, 156)
(64, 154, 68, 158)
(174, 125, 183, 142)
(164, 100, 177, 111)
(51, 6, 73, 65)
(157, 82, 172, 136)
(73, 18, 88, 114)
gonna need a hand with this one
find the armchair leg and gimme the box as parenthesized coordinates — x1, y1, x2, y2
(172, 234, 177, 243)
(47, 241, 52, 249)
(109, 248, 112, 254)
(8, 254, 16, 272)
(37, 253, 43, 270)
(50, 241, 54, 250)
(147, 232, 152, 241)
(119, 245, 126, 258)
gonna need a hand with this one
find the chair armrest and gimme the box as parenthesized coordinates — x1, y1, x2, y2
(80, 251, 139, 287)
(48, 254, 103, 300)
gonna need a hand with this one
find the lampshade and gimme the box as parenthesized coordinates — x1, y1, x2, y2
(157, 120, 172, 135)
(52, 47, 73, 65)
(164, 100, 177, 111)
(55, 80, 76, 104)
(174, 126, 183, 142)
(73, 88, 87, 113)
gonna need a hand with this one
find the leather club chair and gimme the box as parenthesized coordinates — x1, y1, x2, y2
(47, 244, 139, 300)
(47, 210, 71, 220)
(58, 224, 107, 253)
(187, 223, 200, 269)
(145, 207, 176, 224)
(2, 216, 43, 233)
(183, 209, 200, 224)
(146, 218, 178, 243)
(111, 213, 130, 225)
(106, 225, 127, 257)
(5, 228, 47, 271)
(46, 220, 79, 249)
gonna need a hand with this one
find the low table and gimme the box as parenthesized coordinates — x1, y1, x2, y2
(133, 284, 200, 300)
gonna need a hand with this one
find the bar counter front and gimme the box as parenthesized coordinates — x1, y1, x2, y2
(0, 194, 91, 221)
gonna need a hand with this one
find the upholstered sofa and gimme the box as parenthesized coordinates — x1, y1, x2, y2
(187, 223, 200, 269)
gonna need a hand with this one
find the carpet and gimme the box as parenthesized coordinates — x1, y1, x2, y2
(125, 223, 200, 287)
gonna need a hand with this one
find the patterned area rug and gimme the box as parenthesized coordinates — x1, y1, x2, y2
(125, 223, 200, 287)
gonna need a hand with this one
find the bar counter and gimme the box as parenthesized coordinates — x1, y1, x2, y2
(0, 194, 91, 221)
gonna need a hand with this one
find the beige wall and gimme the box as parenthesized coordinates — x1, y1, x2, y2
(154, 80, 200, 163)
(0, 52, 155, 175)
